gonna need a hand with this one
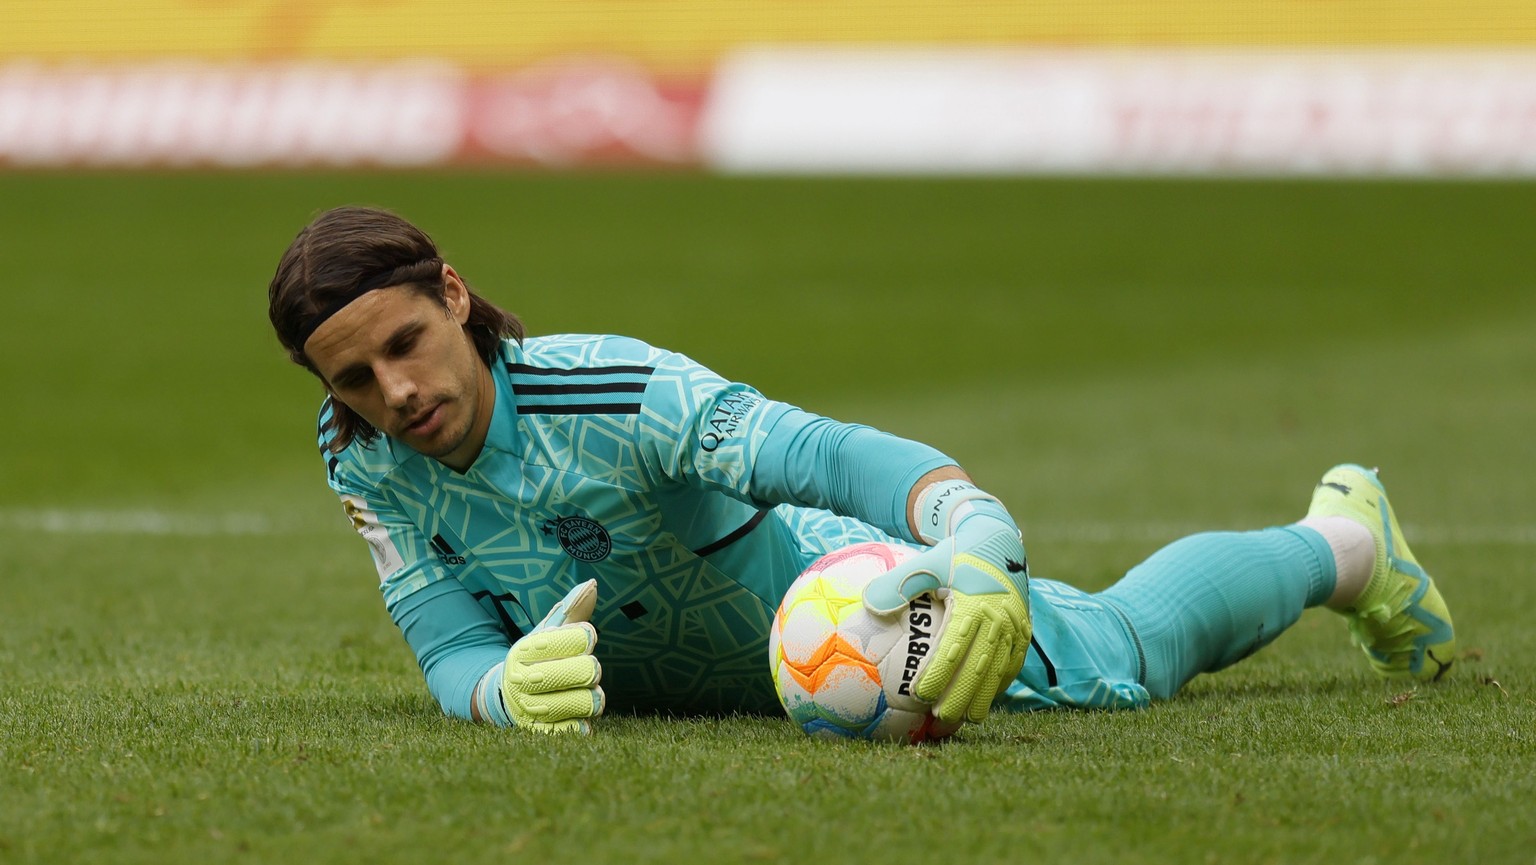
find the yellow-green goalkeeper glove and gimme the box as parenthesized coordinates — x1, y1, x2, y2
(493, 579, 606, 734)
(862, 480, 1030, 725)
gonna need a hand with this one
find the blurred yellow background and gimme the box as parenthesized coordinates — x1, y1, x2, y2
(4, 1, 1534, 71)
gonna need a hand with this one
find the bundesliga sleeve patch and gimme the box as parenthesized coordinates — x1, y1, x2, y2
(340, 494, 406, 581)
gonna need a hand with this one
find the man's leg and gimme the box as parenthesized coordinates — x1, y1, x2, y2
(1097, 526, 1335, 699)
(1095, 464, 1455, 700)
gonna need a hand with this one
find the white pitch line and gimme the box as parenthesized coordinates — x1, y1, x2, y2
(1021, 521, 1536, 547)
(0, 509, 299, 537)
(0, 508, 1533, 546)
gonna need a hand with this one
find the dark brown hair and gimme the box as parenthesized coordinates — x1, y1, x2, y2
(268, 206, 523, 453)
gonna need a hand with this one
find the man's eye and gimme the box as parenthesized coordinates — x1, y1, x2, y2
(391, 339, 416, 356)
(336, 370, 372, 389)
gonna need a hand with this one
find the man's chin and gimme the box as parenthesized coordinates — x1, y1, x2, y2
(391, 401, 483, 468)
(394, 421, 452, 455)
(402, 431, 458, 459)
(406, 423, 480, 465)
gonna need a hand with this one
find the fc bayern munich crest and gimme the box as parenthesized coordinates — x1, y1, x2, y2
(545, 515, 612, 563)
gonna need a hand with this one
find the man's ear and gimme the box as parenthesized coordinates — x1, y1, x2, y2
(443, 264, 471, 325)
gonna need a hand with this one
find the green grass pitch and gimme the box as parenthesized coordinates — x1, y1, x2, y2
(1, 173, 1533, 864)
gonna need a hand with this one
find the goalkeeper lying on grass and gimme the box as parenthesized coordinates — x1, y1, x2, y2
(267, 206, 1456, 734)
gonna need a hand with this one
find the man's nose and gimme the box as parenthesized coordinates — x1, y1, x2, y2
(377, 364, 417, 408)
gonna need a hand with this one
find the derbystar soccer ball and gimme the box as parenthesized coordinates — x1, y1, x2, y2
(769, 541, 961, 743)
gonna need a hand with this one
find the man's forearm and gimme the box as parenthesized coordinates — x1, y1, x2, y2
(390, 580, 512, 722)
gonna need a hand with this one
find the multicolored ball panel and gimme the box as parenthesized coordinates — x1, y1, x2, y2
(769, 541, 960, 743)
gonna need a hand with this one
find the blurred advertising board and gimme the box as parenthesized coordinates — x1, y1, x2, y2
(3, 2, 1533, 173)
(703, 49, 1536, 175)
(0, 60, 703, 168)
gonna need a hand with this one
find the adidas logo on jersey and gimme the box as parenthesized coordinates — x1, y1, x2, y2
(429, 534, 466, 566)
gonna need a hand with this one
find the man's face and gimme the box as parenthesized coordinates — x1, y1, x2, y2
(304, 267, 493, 471)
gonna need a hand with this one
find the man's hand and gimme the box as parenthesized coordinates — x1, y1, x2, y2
(863, 481, 1030, 725)
(500, 579, 605, 734)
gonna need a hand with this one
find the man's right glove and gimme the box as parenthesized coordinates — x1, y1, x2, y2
(499, 579, 605, 734)
(862, 480, 1031, 725)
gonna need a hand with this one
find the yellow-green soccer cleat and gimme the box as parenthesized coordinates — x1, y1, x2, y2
(1307, 464, 1456, 682)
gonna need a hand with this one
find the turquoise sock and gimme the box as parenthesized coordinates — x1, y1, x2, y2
(1098, 526, 1336, 699)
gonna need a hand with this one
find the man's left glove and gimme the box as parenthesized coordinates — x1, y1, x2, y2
(500, 579, 606, 734)
(863, 480, 1030, 725)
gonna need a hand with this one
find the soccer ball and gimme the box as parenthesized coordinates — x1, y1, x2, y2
(769, 541, 961, 743)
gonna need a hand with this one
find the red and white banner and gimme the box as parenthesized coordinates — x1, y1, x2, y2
(461, 62, 705, 166)
(3, 50, 1535, 174)
(0, 60, 703, 168)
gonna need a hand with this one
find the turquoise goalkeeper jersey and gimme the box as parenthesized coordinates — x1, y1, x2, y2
(323, 334, 947, 714)
(321, 334, 1151, 717)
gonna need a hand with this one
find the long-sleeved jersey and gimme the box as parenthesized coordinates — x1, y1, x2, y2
(321, 334, 1152, 719)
